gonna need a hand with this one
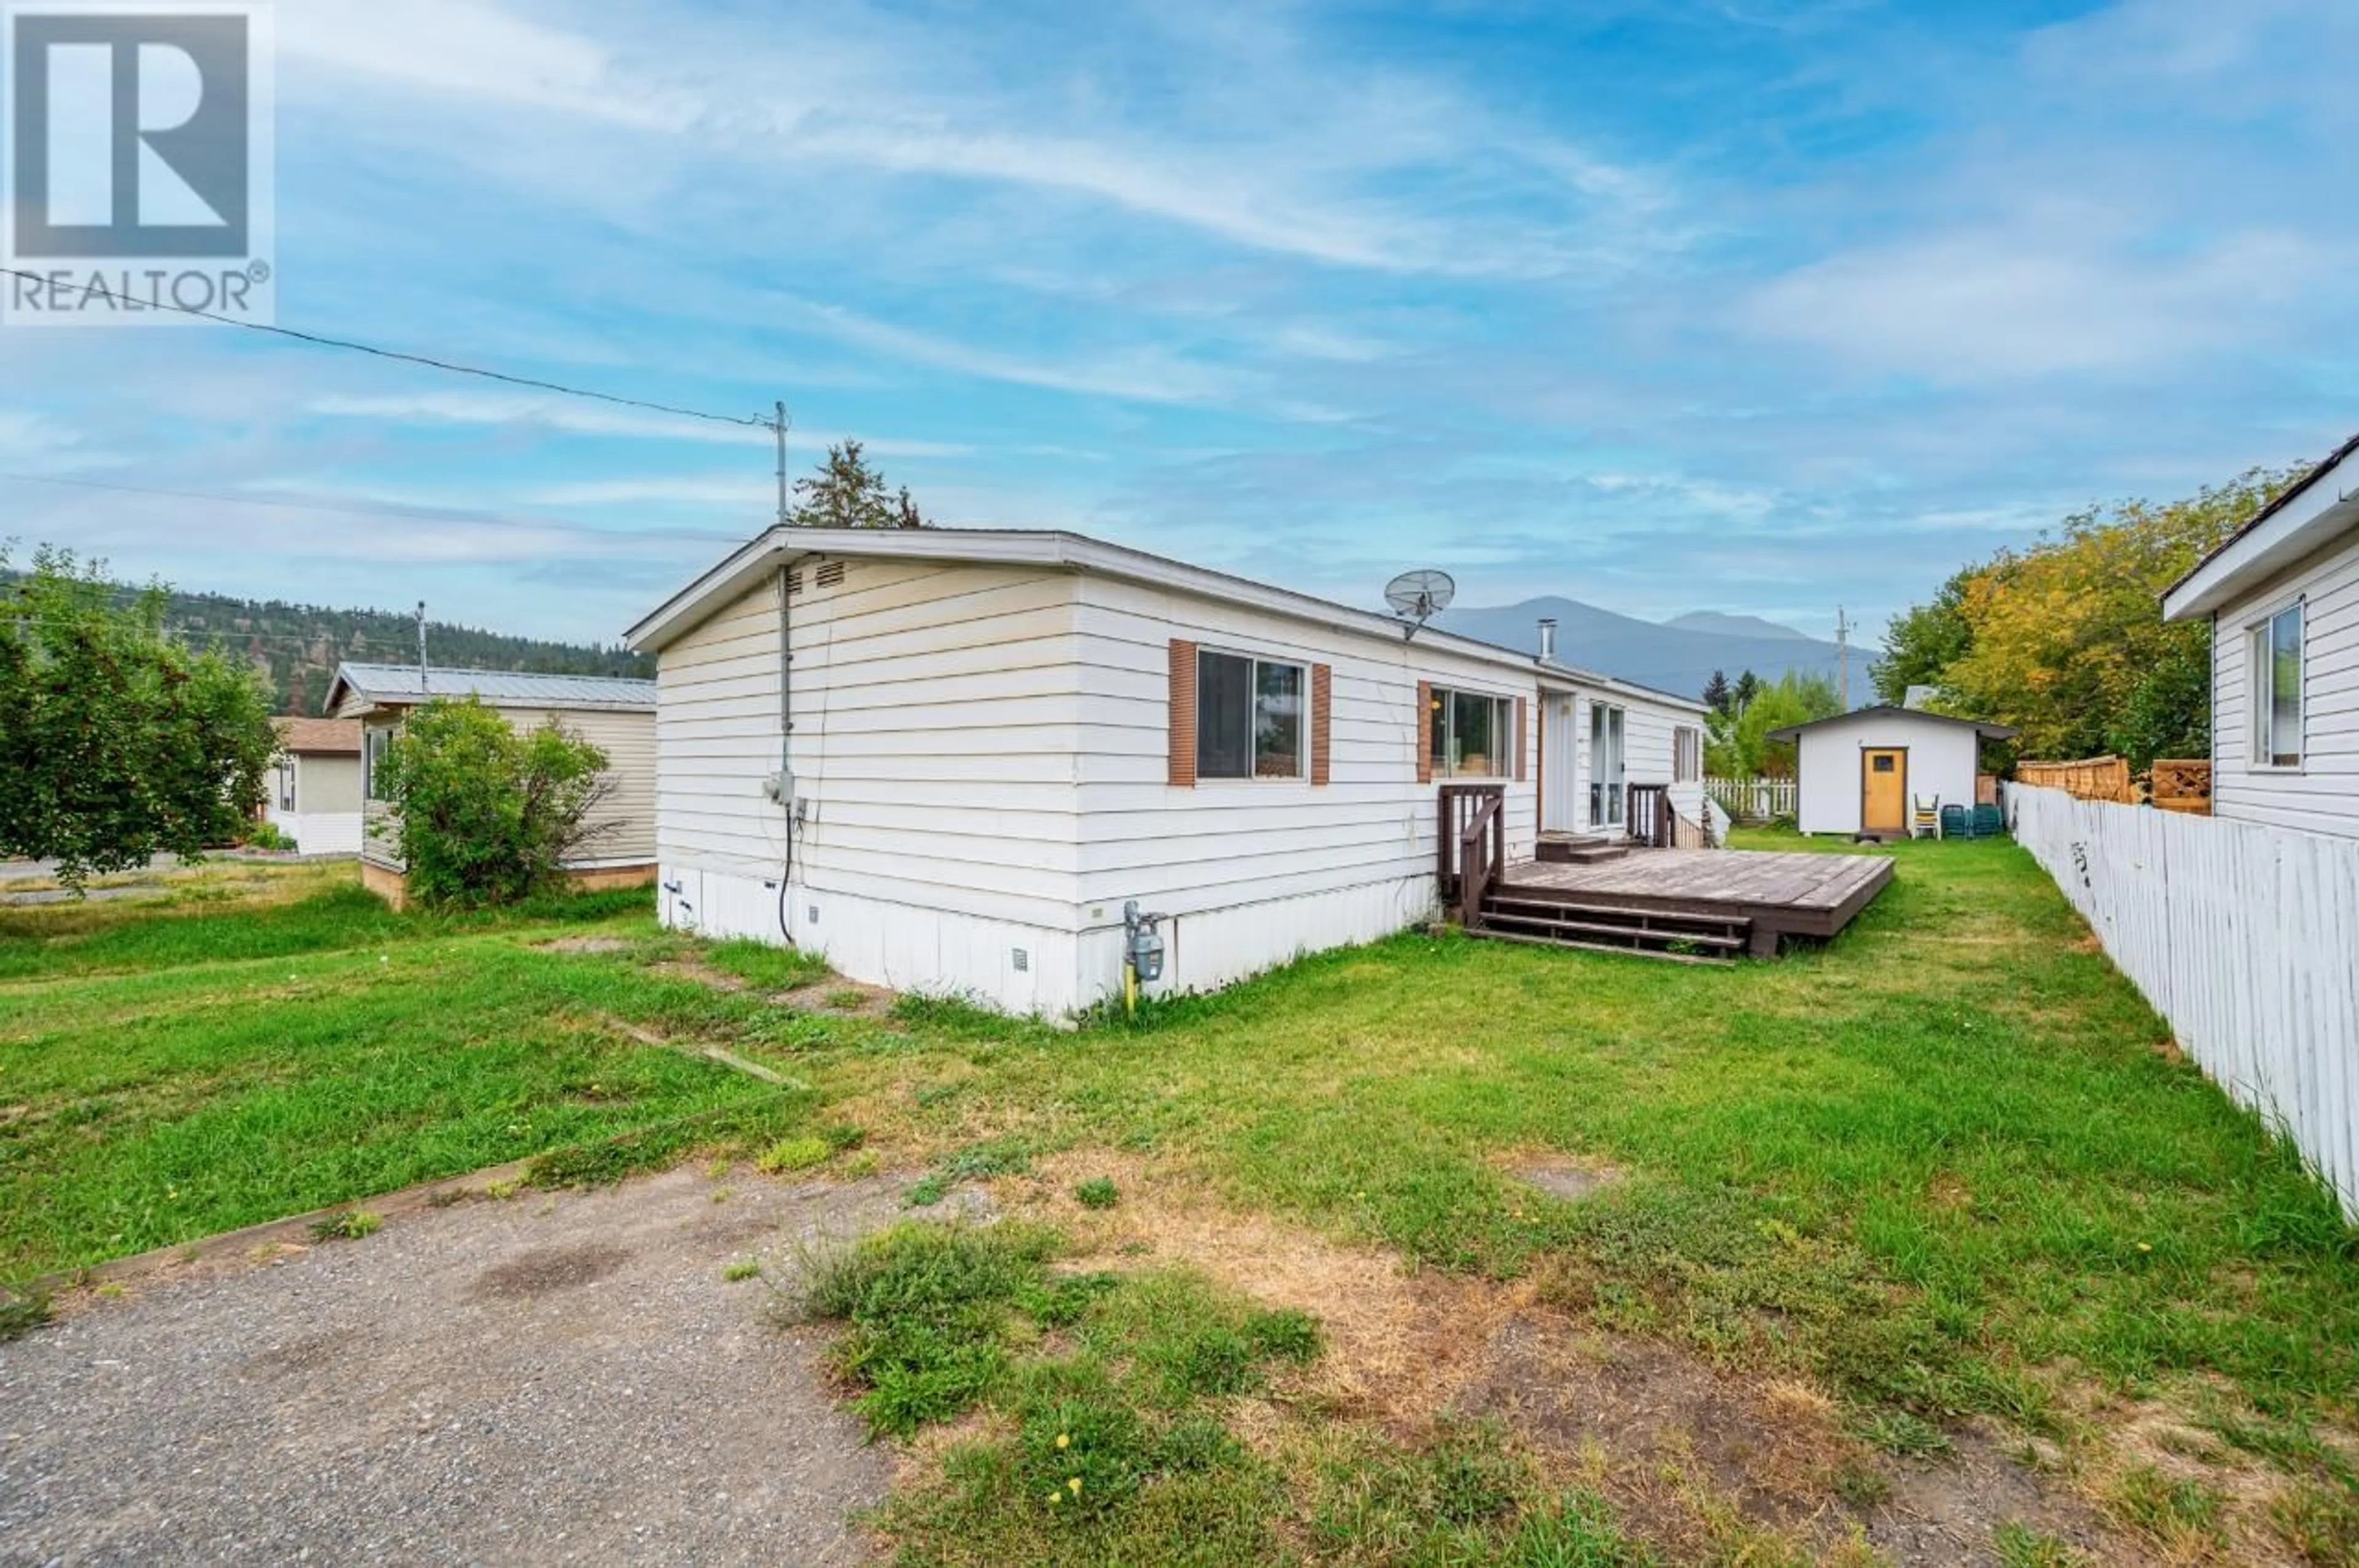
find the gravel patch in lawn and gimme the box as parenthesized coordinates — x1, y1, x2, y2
(0, 1167, 946, 1566)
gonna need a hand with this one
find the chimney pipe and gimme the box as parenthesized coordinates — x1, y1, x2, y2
(1537, 617, 1557, 663)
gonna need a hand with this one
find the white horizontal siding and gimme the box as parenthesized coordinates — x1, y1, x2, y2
(1070, 575, 1539, 913)
(354, 704, 656, 872)
(654, 558, 1085, 916)
(2210, 532, 2359, 839)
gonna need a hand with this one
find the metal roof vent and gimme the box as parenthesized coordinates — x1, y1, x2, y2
(815, 561, 847, 590)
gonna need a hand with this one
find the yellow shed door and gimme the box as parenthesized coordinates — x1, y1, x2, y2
(1861, 749, 1907, 834)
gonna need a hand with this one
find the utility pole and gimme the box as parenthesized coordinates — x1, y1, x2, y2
(1835, 606, 1853, 710)
(764, 400, 792, 528)
(416, 601, 429, 695)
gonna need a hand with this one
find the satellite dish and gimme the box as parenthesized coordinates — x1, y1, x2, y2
(1384, 569, 1456, 641)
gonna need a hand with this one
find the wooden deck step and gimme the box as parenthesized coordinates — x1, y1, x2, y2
(1467, 927, 1735, 966)
(1534, 834, 1630, 866)
(1477, 892, 1752, 962)
(1483, 895, 1750, 938)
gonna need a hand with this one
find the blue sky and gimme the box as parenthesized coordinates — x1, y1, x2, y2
(4, 0, 2353, 647)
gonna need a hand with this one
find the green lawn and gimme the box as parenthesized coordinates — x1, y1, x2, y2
(6, 837, 2355, 1565)
(0, 870, 839, 1278)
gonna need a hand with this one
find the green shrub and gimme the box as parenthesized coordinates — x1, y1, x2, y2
(1075, 1177, 1121, 1210)
(243, 820, 295, 852)
(372, 696, 612, 908)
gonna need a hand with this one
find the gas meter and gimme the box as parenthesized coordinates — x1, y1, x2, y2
(1122, 900, 1167, 985)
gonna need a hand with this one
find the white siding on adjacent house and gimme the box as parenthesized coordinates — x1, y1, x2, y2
(2208, 532, 2359, 838)
(352, 704, 656, 871)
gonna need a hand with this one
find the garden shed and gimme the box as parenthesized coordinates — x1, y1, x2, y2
(1768, 707, 2016, 839)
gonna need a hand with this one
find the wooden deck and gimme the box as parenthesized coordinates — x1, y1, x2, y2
(1496, 848, 1894, 957)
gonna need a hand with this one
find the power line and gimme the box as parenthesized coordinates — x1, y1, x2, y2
(0, 469, 743, 542)
(0, 267, 770, 434)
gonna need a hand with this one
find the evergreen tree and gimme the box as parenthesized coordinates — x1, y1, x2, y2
(1732, 669, 1761, 712)
(1702, 669, 1732, 717)
(789, 440, 931, 530)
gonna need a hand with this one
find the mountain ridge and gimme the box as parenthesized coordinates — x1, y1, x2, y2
(1434, 596, 1864, 701)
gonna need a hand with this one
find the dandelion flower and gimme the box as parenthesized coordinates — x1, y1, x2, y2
(1055, 1433, 1070, 1450)
(2136, 1241, 2153, 1252)
(1068, 1476, 1082, 1495)
(1047, 1491, 1062, 1507)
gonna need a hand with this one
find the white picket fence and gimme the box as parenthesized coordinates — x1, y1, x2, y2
(1706, 776, 1797, 822)
(2008, 783, 2359, 1219)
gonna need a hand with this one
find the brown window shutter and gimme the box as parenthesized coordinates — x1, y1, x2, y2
(1311, 664, 1332, 785)
(1168, 640, 1199, 787)
(1516, 696, 1528, 782)
(1415, 680, 1433, 785)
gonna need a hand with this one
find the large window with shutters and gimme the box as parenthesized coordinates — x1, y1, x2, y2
(1196, 649, 1307, 780)
(1428, 687, 1516, 779)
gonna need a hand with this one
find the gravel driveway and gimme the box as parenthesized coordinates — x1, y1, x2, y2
(0, 1168, 922, 1567)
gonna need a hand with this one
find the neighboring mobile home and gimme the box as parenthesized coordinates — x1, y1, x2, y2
(323, 663, 660, 907)
(264, 718, 364, 856)
(1769, 707, 2016, 839)
(625, 527, 1710, 1015)
(2162, 430, 2359, 838)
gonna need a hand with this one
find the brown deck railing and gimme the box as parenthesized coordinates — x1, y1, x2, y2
(1437, 783, 1506, 921)
(1629, 784, 1672, 849)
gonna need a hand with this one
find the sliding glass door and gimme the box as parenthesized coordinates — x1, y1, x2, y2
(1588, 703, 1625, 829)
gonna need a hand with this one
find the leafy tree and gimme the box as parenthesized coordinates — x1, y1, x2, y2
(0, 545, 276, 888)
(1705, 670, 1840, 778)
(790, 440, 929, 529)
(1702, 668, 1732, 718)
(1930, 469, 2290, 764)
(1871, 568, 1975, 705)
(373, 697, 614, 907)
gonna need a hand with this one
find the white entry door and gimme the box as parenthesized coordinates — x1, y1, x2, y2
(1589, 703, 1625, 829)
(1544, 695, 1578, 832)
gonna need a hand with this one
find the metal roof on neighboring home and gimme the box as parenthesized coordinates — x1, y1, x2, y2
(325, 663, 659, 714)
(273, 717, 362, 754)
(1766, 706, 2017, 743)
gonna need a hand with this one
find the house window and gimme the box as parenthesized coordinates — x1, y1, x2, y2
(364, 727, 393, 801)
(2251, 603, 2303, 768)
(1196, 649, 1305, 779)
(1673, 725, 1702, 783)
(279, 762, 296, 812)
(1428, 687, 1514, 778)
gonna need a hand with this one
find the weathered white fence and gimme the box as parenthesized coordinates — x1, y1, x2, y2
(2008, 783, 2359, 1219)
(1706, 776, 1796, 822)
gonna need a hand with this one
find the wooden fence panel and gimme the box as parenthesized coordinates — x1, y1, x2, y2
(2007, 783, 2359, 1218)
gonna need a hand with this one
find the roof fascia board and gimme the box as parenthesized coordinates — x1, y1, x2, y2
(2164, 451, 2359, 621)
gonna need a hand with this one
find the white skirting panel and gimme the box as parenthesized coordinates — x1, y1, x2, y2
(659, 861, 1079, 1018)
(265, 808, 364, 857)
(1076, 873, 1438, 1010)
(660, 861, 1438, 1020)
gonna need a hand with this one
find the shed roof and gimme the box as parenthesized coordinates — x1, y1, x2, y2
(326, 663, 658, 715)
(1766, 705, 2017, 743)
(625, 525, 1710, 714)
(274, 717, 362, 754)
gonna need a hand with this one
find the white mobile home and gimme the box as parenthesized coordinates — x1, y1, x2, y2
(625, 528, 1710, 1015)
(324, 663, 660, 907)
(264, 718, 364, 856)
(1769, 706, 2016, 838)
(2162, 430, 2359, 838)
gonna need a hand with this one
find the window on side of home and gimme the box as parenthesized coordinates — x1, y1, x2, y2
(279, 762, 296, 812)
(364, 728, 393, 801)
(1428, 687, 1515, 779)
(1673, 725, 1702, 782)
(1195, 649, 1305, 780)
(2250, 601, 2303, 768)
